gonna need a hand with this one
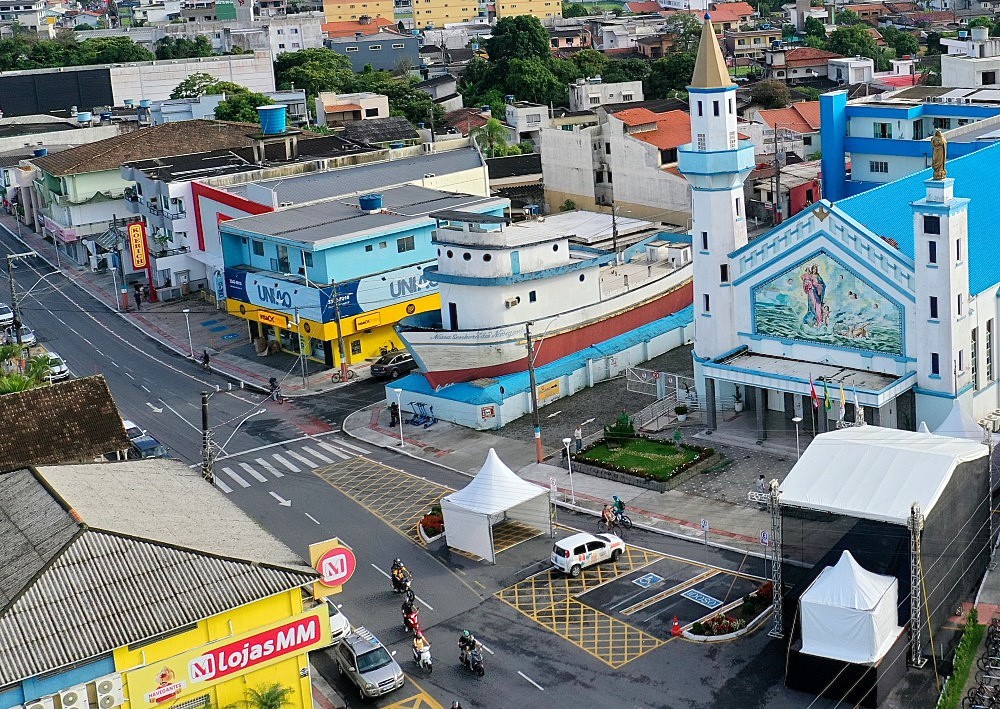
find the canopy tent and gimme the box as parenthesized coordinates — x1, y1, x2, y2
(780, 426, 987, 525)
(933, 398, 993, 442)
(801, 551, 903, 664)
(441, 449, 551, 563)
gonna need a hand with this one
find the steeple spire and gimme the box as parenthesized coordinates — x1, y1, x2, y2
(690, 15, 734, 90)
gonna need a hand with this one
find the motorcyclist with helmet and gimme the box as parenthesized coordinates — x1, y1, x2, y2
(391, 558, 411, 592)
(458, 630, 477, 665)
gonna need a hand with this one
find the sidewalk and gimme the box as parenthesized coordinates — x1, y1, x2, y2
(0, 213, 365, 396)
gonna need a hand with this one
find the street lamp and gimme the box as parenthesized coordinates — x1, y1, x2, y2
(792, 416, 803, 459)
(562, 437, 577, 504)
(526, 316, 561, 464)
(182, 308, 194, 359)
(393, 388, 404, 447)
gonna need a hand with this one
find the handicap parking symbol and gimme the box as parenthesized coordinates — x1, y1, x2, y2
(632, 572, 664, 589)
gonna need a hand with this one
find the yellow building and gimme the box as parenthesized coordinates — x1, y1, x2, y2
(322, 0, 395, 24)
(409, 0, 478, 27)
(494, 0, 560, 20)
(0, 462, 328, 709)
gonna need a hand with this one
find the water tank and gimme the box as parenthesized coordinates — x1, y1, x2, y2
(359, 194, 383, 213)
(77, 111, 93, 124)
(139, 99, 152, 108)
(481, 105, 491, 114)
(972, 26, 988, 41)
(124, 98, 135, 107)
(959, 30, 968, 38)
(33, 148, 47, 157)
(256, 104, 287, 135)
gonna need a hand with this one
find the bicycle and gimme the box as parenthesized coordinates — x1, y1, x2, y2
(331, 368, 357, 383)
(597, 516, 627, 539)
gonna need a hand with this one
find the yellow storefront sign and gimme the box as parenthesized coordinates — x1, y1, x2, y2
(537, 380, 560, 401)
(355, 312, 381, 330)
(126, 608, 329, 709)
(258, 310, 289, 328)
(309, 538, 357, 599)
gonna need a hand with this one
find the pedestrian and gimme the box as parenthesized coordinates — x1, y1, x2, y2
(574, 424, 583, 453)
(756, 475, 767, 494)
(201, 349, 211, 372)
(389, 401, 399, 426)
(268, 377, 283, 404)
(133, 285, 142, 310)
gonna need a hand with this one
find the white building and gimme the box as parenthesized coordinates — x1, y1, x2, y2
(314, 92, 390, 127)
(504, 99, 551, 146)
(568, 77, 644, 113)
(828, 56, 874, 85)
(150, 90, 308, 126)
(941, 26, 1000, 88)
(0, 0, 45, 29)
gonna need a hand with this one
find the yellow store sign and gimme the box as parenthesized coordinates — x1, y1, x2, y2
(127, 608, 329, 709)
(258, 310, 289, 328)
(537, 380, 560, 401)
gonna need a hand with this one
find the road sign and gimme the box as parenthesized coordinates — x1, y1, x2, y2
(700, 518, 710, 532)
(760, 530, 770, 546)
(632, 572, 664, 589)
(681, 588, 723, 609)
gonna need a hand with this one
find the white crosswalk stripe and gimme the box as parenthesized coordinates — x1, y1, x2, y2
(240, 462, 268, 482)
(255, 457, 284, 478)
(287, 450, 320, 469)
(221, 467, 251, 488)
(272, 453, 301, 472)
(301, 446, 334, 464)
(332, 438, 371, 455)
(317, 441, 352, 459)
(215, 478, 234, 493)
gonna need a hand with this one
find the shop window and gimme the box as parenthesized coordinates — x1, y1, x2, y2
(252, 239, 264, 256)
(351, 339, 362, 355)
(397, 235, 415, 253)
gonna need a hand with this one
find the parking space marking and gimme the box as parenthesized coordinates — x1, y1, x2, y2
(621, 569, 720, 616)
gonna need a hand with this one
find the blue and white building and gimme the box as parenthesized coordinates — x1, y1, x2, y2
(686, 16, 1000, 439)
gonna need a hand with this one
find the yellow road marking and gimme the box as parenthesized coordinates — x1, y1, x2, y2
(381, 675, 444, 709)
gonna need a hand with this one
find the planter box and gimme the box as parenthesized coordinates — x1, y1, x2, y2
(567, 458, 669, 493)
(418, 524, 444, 544)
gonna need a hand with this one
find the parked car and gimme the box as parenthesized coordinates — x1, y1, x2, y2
(335, 627, 404, 700)
(129, 434, 169, 459)
(42, 351, 69, 380)
(551, 532, 625, 577)
(323, 599, 352, 643)
(370, 352, 418, 379)
(121, 419, 146, 441)
(0, 303, 13, 327)
(4, 324, 36, 346)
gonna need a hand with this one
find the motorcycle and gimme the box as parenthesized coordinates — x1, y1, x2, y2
(412, 644, 433, 674)
(460, 647, 485, 677)
(403, 606, 421, 635)
(392, 570, 413, 594)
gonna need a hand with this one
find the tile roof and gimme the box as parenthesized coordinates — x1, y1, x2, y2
(486, 153, 542, 179)
(326, 103, 363, 112)
(0, 462, 317, 684)
(612, 107, 664, 126)
(624, 1, 663, 13)
(706, 1, 755, 22)
(31, 120, 269, 176)
(341, 116, 418, 143)
(631, 110, 692, 150)
(0, 376, 128, 473)
(414, 74, 456, 89)
(756, 101, 821, 133)
(838, 141, 1000, 295)
(322, 17, 396, 37)
(444, 108, 490, 135)
(784, 47, 844, 66)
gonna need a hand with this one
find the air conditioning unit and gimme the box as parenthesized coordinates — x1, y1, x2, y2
(59, 686, 91, 709)
(25, 697, 56, 709)
(504, 296, 521, 308)
(92, 674, 124, 709)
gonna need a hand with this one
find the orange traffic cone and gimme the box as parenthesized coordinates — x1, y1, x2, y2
(671, 616, 683, 637)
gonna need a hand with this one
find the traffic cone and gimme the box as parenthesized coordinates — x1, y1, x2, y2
(671, 616, 683, 637)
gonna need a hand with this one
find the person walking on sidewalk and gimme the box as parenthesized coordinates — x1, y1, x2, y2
(389, 401, 400, 427)
(755, 475, 767, 509)
(133, 284, 142, 310)
(574, 424, 583, 453)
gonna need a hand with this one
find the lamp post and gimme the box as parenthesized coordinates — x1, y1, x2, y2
(562, 437, 576, 504)
(526, 316, 561, 464)
(182, 308, 194, 359)
(294, 306, 307, 390)
(393, 387, 404, 447)
(792, 416, 803, 459)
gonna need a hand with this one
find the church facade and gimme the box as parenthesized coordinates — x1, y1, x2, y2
(680, 17, 1000, 438)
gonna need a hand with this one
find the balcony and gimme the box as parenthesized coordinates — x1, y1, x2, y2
(152, 245, 191, 259)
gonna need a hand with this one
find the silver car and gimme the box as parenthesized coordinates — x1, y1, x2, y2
(43, 351, 70, 380)
(335, 627, 404, 700)
(5, 324, 36, 346)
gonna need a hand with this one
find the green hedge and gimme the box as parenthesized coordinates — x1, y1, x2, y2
(938, 608, 984, 709)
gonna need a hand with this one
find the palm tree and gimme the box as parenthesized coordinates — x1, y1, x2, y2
(24, 354, 53, 384)
(0, 343, 22, 373)
(241, 684, 295, 709)
(470, 118, 509, 159)
(0, 373, 35, 394)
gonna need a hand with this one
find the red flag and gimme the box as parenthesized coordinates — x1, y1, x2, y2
(810, 377, 820, 409)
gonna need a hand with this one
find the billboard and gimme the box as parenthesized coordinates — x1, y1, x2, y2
(128, 222, 149, 270)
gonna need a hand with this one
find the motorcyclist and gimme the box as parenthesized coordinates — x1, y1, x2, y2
(201, 349, 211, 371)
(458, 630, 476, 665)
(391, 558, 410, 591)
(412, 633, 430, 655)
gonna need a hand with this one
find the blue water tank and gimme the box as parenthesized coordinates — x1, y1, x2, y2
(124, 98, 135, 107)
(359, 194, 383, 212)
(139, 99, 152, 108)
(33, 148, 47, 157)
(257, 104, 287, 135)
(77, 111, 93, 123)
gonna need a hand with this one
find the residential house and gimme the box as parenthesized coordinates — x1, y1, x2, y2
(444, 106, 493, 136)
(725, 28, 783, 60)
(842, 2, 889, 23)
(750, 100, 821, 161)
(764, 46, 844, 82)
(325, 30, 419, 71)
(701, 2, 756, 32)
(942, 26, 1000, 88)
(149, 90, 308, 126)
(550, 27, 591, 50)
(504, 100, 551, 147)
(568, 77, 644, 112)
(829, 56, 875, 85)
(623, 0, 662, 12)
(315, 91, 390, 127)
(341, 116, 420, 146)
(0, 0, 45, 29)
(322, 15, 397, 36)
(414, 74, 464, 112)
(748, 159, 821, 224)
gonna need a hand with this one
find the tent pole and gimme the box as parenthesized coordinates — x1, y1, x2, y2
(768, 478, 784, 639)
(909, 502, 927, 667)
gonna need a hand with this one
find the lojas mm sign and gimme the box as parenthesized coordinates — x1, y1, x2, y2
(188, 615, 321, 683)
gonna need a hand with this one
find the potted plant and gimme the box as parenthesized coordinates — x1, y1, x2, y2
(675, 403, 689, 422)
(733, 386, 744, 413)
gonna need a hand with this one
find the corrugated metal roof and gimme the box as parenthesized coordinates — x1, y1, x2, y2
(0, 463, 317, 684)
(838, 141, 1000, 295)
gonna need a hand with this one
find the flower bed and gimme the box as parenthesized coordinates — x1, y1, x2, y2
(574, 437, 714, 483)
(418, 505, 444, 543)
(687, 582, 774, 641)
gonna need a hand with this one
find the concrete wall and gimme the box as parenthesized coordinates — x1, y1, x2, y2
(941, 54, 1000, 88)
(540, 125, 599, 211)
(607, 118, 690, 226)
(108, 52, 276, 104)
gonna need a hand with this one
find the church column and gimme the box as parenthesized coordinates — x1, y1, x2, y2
(755, 386, 767, 441)
(705, 378, 717, 430)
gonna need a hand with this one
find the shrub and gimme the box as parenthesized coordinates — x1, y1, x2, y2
(701, 614, 747, 636)
(674, 404, 689, 415)
(604, 411, 636, 445)
(938, 609, 984, 709)
(420, 512, 444, 536)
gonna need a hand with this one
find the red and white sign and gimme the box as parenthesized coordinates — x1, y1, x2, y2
(316, 546, 357, 587)
(188, 614, 322, 684)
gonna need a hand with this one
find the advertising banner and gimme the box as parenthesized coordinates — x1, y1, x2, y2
(127, 608, 329, 709)
(225, 269, 327, 320)
(127, 222, 148, 270)
(335, 262, 437, 318)
(309, 538, 357, 599)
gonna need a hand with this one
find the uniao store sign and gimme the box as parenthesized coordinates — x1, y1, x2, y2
(338, 262, 438, 318)
(225, 269, 326, 319)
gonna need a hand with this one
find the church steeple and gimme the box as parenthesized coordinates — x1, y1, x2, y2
(691, 15, 734, 90)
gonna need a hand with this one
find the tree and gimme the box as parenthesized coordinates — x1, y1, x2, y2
(241, 685, 294, 709)
(925, 31, 943, 55)
(205, 80, 251, 96)
(661, 14, 702, 52)
(570, 48, 608, 79)
(827, 24, 887, 69)
(750, 79, 790, 108)
(470, 117, 508, 158)
(78, 36, 154, 63)
(74, 23, 94, 31)
(279, 60, 352, 96)
(804, 16, 826, 38)
(485, 16, 550, 64)
(155, 35, 213, 60)
(563, 2, 590, 17)
(170, 72, 225, 98)
(834, 9, 864, 25)
(647, 51, 696, 97)
(549, 56, 582, 84)
(880, 26, 919, 57)
(602, 58, 651, 84)
(214, 92, 274, 122)
(505, 57, 567, 105)
(274, 47, 351, 81)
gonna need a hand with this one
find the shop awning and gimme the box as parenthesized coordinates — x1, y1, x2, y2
(93, 226, 124, 250)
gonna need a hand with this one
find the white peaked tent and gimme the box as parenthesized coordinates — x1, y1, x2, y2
(934, 398, 992, 442)
(441, 449, 551, 563)
(800, 551, 903, 664)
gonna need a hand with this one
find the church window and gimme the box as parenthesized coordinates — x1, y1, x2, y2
(959, 349, 965, 372)
(720, 264, 729, 282)
(929, 296, 938, 319)
(973, 327, 979, 389)
(701, 232, 708, 250)
(697, 101, 703, 116)
(703, 294, 710, 312)
(957, 293, 964, 316)
(923, 215, 940, 235)
(987, 319, 994, 380)
(713, 100, 720, 116)
(931, 352, 940, 375)
(928, 240, 937, 264)
(735, 197, 742, 216)
(956, 237, 962, 262)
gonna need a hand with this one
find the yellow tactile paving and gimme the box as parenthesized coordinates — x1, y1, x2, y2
(496, 545, 667, 668)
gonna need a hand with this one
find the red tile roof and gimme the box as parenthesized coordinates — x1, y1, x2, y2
(631, 110, 692, 150)
(612, 107, 664, 126)
(444, 108, 490, 136)
(706, 1, 755, 23)
(756, 101, 822, 134)
(325, 103, 363, 112)
(784, 47, 843, 66)
(624, 1, 662, 13)
(877, 74, 921, 87)
(322, 17, 397, 37)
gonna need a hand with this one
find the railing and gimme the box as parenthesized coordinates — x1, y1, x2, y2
(152, 245, 190, 258)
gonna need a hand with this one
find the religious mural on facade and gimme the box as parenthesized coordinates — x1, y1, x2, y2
(752, 251, 904, 355)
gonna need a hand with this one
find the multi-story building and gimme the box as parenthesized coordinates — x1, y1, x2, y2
(218, 184, 506, 368)
(504, 99, 551, 146)
(549, 26, 588, 49)
(764, 46, 844, 83)
(322, 0, 394, 23)
(325, 30, 419, 71)
(493, 0, 561, 20)
(314, 91, 389, 127)
(0, 0, 46, 30)
(568, 77, 643, 113)
(725, 28, 784, 60)
(941, 26, 1000, 88)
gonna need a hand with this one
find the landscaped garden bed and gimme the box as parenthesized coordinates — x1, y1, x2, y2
(418, 505, 445, 543)
(686, 582, 774, 642)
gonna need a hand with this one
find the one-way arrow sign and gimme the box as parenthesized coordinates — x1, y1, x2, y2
(145, 402, 163, 413)
(269, 491, 292, 507)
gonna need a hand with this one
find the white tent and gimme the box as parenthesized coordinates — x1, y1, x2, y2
(800, 551, 903, 664)
(933, 398, 992, 442)
(441, 449, 551, 563)
(780, 426, 987, 524)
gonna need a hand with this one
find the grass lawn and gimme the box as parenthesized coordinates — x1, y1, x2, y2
(577, 438, 701, 481)
(729, 65, 757, 77)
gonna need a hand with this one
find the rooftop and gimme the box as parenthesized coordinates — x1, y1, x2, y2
(756, 100, 821, 133)
(322, 16, 396, 37)
(415, 73, 457, 89)
(486, 153, 542, 179)
(0, 461, 316, 684)
(704, 1, 755, 22)
(341, 116, 418, 144)
(623, 1, 663, 12)
(327, 30, 407, 43)
(444, 107, 491, 135)
(630, 109, 692, 151)
(221, 183, 504, 245)
(780, 47, 844, 66)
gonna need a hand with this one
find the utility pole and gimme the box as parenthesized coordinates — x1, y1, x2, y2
(526, 322, 543, 464)
(201, 391, 214, 483)
(772, 123, 783, 226)
(331, 280, 350, 382)
(294, 306, 307, 389)
(6, 251, 34, 346)
(610, 202, 619, 255)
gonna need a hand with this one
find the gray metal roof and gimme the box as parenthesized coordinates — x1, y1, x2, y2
(0, 463, 317, 684)
(222, 184, 504, 244)
(224, 148, 484, 204)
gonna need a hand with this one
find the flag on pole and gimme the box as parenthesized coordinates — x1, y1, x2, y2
(823, 381, 831, 411)
(839, 383, 846, 421)
(810, 376, 820, 409)
(853, 386, 860, 410)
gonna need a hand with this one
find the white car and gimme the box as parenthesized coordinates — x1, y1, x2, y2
(323, 599, 352, 643)
(551, 532, 625, 577)
(43, 351, 69, 380)
(5, 324, 36, 346)
(121, 419, 146, 441)
(0, 303, 13, 327)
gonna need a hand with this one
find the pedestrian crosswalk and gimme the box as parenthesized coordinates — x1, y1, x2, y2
(214, 436, 370, 493)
